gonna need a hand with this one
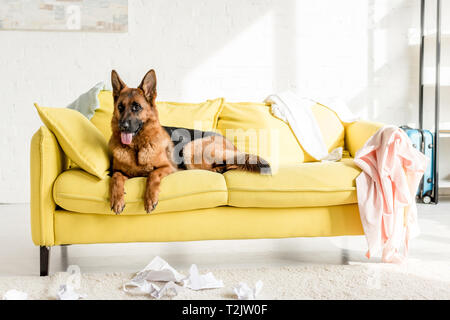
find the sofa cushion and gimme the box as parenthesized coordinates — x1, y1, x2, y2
(53, 169, 228, 215)
(216, 101, 345, 166)
(223, 158, 360, 208)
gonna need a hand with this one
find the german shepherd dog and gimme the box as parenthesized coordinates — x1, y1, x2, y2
(109, 69, 271, 214)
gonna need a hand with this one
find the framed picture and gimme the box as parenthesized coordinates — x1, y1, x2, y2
(0, 0, 128, 32)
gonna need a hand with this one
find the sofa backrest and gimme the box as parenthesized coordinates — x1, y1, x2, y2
(90, 91, 345, 167)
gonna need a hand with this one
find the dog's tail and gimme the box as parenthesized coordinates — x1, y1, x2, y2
(225, 152, 272, 175)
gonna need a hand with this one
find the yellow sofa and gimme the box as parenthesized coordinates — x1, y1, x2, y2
(30, 91, 383, 276)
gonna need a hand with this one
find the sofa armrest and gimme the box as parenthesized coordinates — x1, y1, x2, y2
(30, 126, 65, 246)
(345, 120, 385, 158)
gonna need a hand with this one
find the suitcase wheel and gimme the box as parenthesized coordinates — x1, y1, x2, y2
(423, 195, 432, 204)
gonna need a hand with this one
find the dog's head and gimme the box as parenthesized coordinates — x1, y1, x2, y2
(111, 69, 158, 145)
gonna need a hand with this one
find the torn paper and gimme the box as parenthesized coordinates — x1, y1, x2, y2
(57, 284, 87, 300)
(2, 289, 28, 300)
(134, 256, 185, 282)
(124, 256, 184, 299)
(123, 257, 224, 299)
(123, 280, 160, 296)
(124, 280, 181, 299)
(233, 280, 263, 300)
(151, 281, 181, 299)
(183, 264, 224, 291)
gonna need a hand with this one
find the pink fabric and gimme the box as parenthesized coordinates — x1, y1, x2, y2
(354, 126, 428, 263)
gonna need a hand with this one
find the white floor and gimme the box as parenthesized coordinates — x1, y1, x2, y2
(0, 200, 449, 277)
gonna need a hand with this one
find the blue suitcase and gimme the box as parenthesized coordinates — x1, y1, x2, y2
(400, 127, 435, 203)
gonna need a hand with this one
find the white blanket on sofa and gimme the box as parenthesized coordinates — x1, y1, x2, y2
(264, 91, 358, 161)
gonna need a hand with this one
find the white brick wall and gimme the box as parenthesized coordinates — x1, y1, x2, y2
(0, 0, 446, 203)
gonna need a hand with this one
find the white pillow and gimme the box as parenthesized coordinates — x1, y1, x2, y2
(67, 82, 105, 119)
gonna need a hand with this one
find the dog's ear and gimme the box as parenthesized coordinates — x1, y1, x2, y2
(111, 70, 127, 99)
(138, 69, 157, 102)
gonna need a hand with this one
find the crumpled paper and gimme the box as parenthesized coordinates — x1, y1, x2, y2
(151, 281, 181, 299)
(57, 284, 87, 300)
(133, 256, 185, 283)
(233, 280, 263, 300)
(123, 256, 224, 299)
(123, 279, 181, 299)
(2, 289, 28, 300)
(183, 264, 224, 290)
(123, 279, 160, 295)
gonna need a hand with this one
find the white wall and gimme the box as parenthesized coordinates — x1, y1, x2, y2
(0, 0, 448, 203)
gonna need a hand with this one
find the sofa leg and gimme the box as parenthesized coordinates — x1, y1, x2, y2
(40, 246, 50, 276)
(60, 244, 69, 271)
(341, 248, 349, 265)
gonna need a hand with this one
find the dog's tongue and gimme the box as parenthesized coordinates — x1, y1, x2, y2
(121, 132, 133, 145)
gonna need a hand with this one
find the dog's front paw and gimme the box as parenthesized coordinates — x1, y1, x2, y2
(110, 193, 125, 215)
(144, 191, 159, 213)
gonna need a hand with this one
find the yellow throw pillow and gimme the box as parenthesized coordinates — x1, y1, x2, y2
(216, 101, 345, 165)
(216, 102, 307, 167)
(64, 91, 113, 170)
(34, 104, 110, 179)
(309, 102, 345, 160)
(91, 90, 114, 141)
(157, 98, 224, 130)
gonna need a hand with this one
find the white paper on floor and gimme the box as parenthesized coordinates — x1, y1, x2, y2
(183, 264, 224, 290)
(124, 279, 182, 299)
(123, 256, 224, 299)
(2, 289, 28, 300)
(134, 256, 185, 282)
(123, 279, 160, 295)
(57, 284, 87, 300)
(233, 280, 263, 300)
(151, 281, 181, 299)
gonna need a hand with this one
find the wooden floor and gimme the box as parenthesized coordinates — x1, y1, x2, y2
(0, 201, 449, 276)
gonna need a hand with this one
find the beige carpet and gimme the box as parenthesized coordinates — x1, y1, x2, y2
(1, 260, 449, 300)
